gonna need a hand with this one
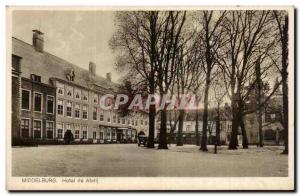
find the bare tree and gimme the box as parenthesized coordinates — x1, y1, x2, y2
(154, 11, 187, 149)
(273, 11, 289, 154)
(196, 10, 227, 151)
(212, 79, 227, 145)
(173, 31, 204, 146)
(217, 10, 281, 149)
(110, 11, 161, 148)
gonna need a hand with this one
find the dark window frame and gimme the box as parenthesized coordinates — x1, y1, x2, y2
(34, 92, 42, 112)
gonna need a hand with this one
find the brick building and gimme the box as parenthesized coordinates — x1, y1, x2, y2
(11, 54, 22, 140)
(12, 30, 148, 144)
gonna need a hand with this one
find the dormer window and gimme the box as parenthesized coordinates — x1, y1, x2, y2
(67, 91, 72, 97)
(30, 74, 41, 82)
(58, 89, 63, 94)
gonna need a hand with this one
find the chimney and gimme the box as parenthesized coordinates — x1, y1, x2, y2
(106, 72, 112, 82)
(32, 30, 44, 52)
(89, 62, 96, 76)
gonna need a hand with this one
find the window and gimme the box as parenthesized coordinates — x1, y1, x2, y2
(132, 120, 134, 125)
(21, 119, 30, 138)
(46, 96, 54, 114)
(112, 129, 116, 140)
(118, 117, 121, 124)
(30, 74, 41, 82)
(75, 89, 81, 99)
(93, 95, 98, 104)
(66, 101, 72, 117)
(113, 115, 116, 123)
(34, 92, 42, 112)
(57, 99, 63, 115)
(21, 90, 30, 110)
(100, 112, 104, 121)
(122, 118, 125, 124)
(127, 119, 130, 125)
(106, 128, 111, 139)
(141, 120, 143, 125)
(127, 130, 131, 137)
(67, 91, 72, 97)
(106, 112, 111, 123)
(66, 86, 73, 98)
(75, 104, 80, 118)
(46, 121, 54, 139)
(93, 131, 97, 139)
(57, 123, 63, 139)
(145, 120, 148, 126)
(75, 130, 80, 139)
(93, 107, 97, 120)
(57, 83, 64, 95)
(186, 125, 191, 132)
(100, 131, 104, 140)
(33, 120, 42, 139)
(82, 125, 88, 139)
(82, 105, 88, 119)
(74, 125, 80, 139)
(135, 120, 138, 126)
(83, 96, 88, 101)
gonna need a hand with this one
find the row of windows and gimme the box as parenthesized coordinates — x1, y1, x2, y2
(56, 99, 148, 126)
(57, 84, 100, 104)
(21, 118, 138, 140)
(21, 118, 54, 139)
(21, 90, 148, 125)
(21, 89, 54, 114)
(56, 124, 136, 140)
(57, 123, 88, 140)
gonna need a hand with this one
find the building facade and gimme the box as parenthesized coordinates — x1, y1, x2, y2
(11, 54, 22, 140)
(12, 30, 148, 145)
(20, 77, 56, 140)
(157, 119, 232, 145)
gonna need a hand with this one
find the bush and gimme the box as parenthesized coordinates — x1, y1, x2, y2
(12, 138, 38, 146)
(64, 130, 74, 144)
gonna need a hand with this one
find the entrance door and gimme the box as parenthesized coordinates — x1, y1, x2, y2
(117, 130, 123, 142)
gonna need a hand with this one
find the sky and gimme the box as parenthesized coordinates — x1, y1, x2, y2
(12, 10, 120, 82)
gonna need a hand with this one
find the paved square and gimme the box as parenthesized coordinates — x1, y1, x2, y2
(12, 144, 288, 177)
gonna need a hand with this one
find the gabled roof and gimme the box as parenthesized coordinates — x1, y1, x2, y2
(12, 37, 119, 92)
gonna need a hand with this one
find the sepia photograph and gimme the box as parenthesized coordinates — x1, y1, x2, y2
(6, 6, 295, 190)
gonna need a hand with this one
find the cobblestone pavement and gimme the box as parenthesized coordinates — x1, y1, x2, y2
(12, 144, 288, 177)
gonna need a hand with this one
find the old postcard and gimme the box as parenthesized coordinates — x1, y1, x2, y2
(6, 6, 295, 191)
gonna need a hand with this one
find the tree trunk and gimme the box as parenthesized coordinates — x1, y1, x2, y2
(177, 109, 185, 146)
(195, 109, 200, 146)
(282, 73, 288, 154)
(216, 104, 221, 146)
(158, 107, 168, 149)
(229, 110, 239, 150)
(281, 15, 289, 155)
(147, 83, 156, 148)
(255, 59, 264, 147)
(240, 116, 248, 149)
(258, 107, 264, 147)
(200, 78, 210, 151)
(147, 104, 156, 148)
